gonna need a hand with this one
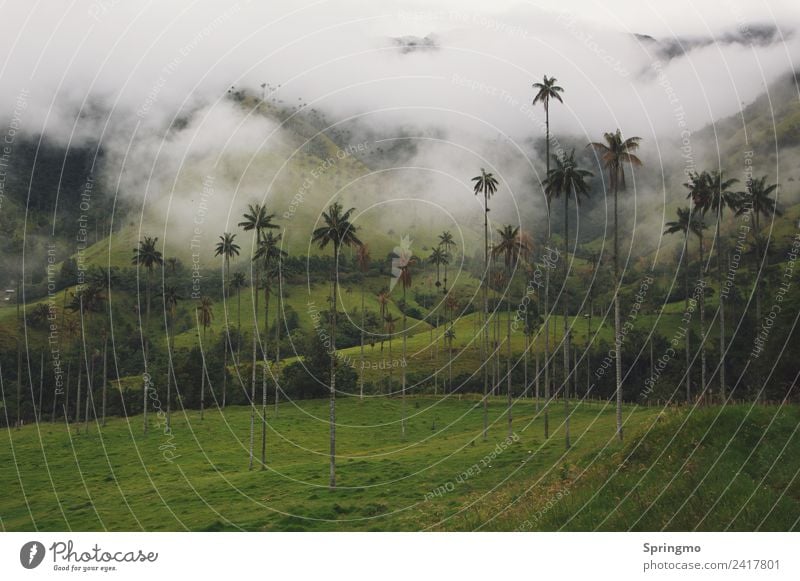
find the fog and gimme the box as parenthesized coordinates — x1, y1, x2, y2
(1, 0, 798, 262)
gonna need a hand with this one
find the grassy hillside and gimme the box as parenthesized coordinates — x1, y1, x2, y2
(2, 399, 795, 531)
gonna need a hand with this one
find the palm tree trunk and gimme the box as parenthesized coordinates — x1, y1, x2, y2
(261, 282, 270, 465)
(716, 212, 725, 402)
(84, 355, 93, 434)
(261, 364, 267, 468)
(167, 321, 172, 431)
(535, 349, 540, 412)
(101, 334, 108, 427)
(75, 358, 82, 434)
(16, 338, 22, 428)
(563, 190, 570, 449)
(237, 288, 242, 361)
(507, 273, 512, 438)
(684, 232, 691, 403)
(200, 326, 206, 420)
(62, 359, 71, 423)
(144, 268, 151, 435)
(699, 233, 707, 401)
(37, 351, 44, 424)
(329, 252, 338, 489)
(274, 293, 281, 416)
(482, 193, 489, 441)
(248, 263, 259, 471)
(613, 182, 623, 442)
(401, 286, 407, 437)
(434, 309, 439, 395)
(222, 341, 228, 410)
(360, 285, 365, 400)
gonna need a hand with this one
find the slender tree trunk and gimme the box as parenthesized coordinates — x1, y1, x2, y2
(564, 188, 570, 449)
(84, 356, 93, 434)
(222, 341, 228, 410)
(544, 104, 551, 439)
(16, 338, 22, 428)
(482, 194, 489, 441)
(62, 359, 71, 424)
(507, 268, 513, 437)
(75, 358, 82, 434)
(360, 285, 365, 400)
(402, 287, 407, 436)
(329, 252, 338, 489)
(683, 232, 691, 403)
(275, 296, 281, 416)
(699, 233, 707, 401)
(248, 262, 260, 471)
(717, 210, 725, 402)
(200, 326, 206, 420)
(535, 349, 540, 412)
(237, 288, 242, 361)
(101, 334, 108, 427)
(434, 309, 439, 395)
(524, 331, 529, 398)
(613, 182, 623, 442)
(260, 364, 267, 468)
(587, 295, 592, 396)
(167, 321, 172, 431)
(37, 351, 44, 424)
(261, 280, 270, 464)
(144, 269, 150, 435)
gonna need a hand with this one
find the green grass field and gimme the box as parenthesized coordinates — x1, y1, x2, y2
(2, 397, 797, 531)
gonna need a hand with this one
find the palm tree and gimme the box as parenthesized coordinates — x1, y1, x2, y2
(428, 247, 448, 393)
(472, 168, 499, 441)
(312, 202, 362, 489)
(238, 203, 278, 470)
(215, 233, 240, 294)
(588, 129, 642, 441)
(688, 170, 739, 401)
(132, 236, 163, 434)
(444, 325, 456, 393)
(543, 150, 592, 449)
(356, 244, 371, 400)
(737, 176, 780, 321)
(162, 285, 182, 429)
(665, 207, 703, 403)
(533, 75, 564, 439)
(492, 225, 528, 437)
(215, 232, 240, 399)
(438, 231, 455, 293)
(398, 255, 416, 436)
(196, 296, 214, 419)
(254, 231, 287, 465)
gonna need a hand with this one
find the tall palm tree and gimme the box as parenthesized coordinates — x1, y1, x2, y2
(665, 207, 703, 403)
(438, 231, 455, 294)
(533, 75, 564, 439)
(444, 325, 456, 394)
(428, 247, 448, 393)
(312, 202, 362, 489)
(543, 150, 592, 449)
(215, 232, 240, 295)
(255, 231, 287, 465)
(492, 225, 529, 437)
(356, 244, 371, 400)
(472, 168, 499, 441)
(196, 296, 214, 419)
(215, 232, 240, 402)
(238, 203, 278, 470)
(588, 129, 642, 441)
(398, 255, 416, 437)
(132, 236, 163, 434)
(687, 170, 739, 401)
(736, 176, 780, 321)
(162, 285, 182, 429)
